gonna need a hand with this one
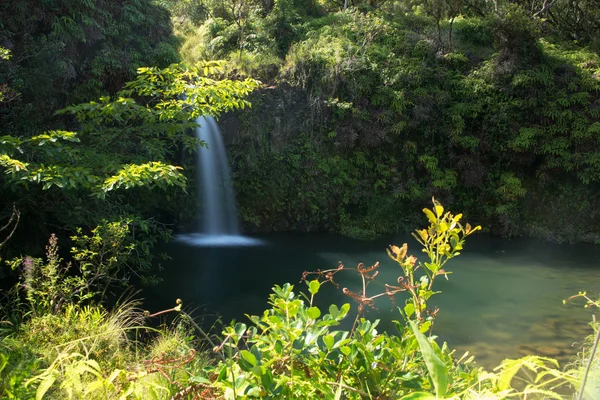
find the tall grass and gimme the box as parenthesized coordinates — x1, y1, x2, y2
(1, 299, 211, 399)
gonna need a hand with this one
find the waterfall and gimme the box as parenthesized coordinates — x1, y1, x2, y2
(177, 116, 260, 246)
(196, 116, 239, 235)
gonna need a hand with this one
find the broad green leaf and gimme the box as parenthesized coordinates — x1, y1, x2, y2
(260, 370, 274, 390)
(234, 322, 247, 337)
(307, 306, 321, 319)
(275, 340, 284, 354)
(404, 303, 415, 318)
(84, 359, 102, 376)
(423, 262, 437, 273)
(409, 321, 449, 398)
(287, 301, 300, 317)
(329, 304, 339, 318)
(308, 280, 320, 295)
(241, 350, 257, 366)
(190, 376, 211, 384)
(251, 365, 263, 377)
(217, 364, 228, 381)
(67, 363, 83, 393)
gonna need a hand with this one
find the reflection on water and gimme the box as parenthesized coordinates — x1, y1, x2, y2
(145, 234, 600, 369)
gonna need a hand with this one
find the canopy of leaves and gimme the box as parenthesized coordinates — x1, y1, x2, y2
(0, 61, 259, 258)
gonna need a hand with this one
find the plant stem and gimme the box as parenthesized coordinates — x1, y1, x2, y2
(578, 319, 600, 400)
(184, 314, 226, 363)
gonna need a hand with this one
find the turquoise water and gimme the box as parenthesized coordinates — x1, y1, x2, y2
(145, 234, 600, 369)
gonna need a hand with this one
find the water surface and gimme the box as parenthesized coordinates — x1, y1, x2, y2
(145, 234, 600, 369)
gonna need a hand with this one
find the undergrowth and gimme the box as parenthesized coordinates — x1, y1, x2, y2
(1, 200, 597, 399)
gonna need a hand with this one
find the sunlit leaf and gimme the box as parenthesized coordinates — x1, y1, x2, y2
(409, 321, 449, 398)
(307, 306, 321, 319)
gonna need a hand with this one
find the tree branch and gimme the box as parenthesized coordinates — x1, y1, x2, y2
(0, 204, 20, 250)
(533, 0, 559, 17)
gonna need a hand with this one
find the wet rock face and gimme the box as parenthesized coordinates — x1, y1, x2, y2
(219, 115, 241, 146)
(219, 84, 318, 152)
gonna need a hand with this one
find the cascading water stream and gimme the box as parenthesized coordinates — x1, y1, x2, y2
(177, 116, 260, 246)
(196, 116, 239, 235)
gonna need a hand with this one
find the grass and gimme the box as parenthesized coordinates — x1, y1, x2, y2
(1, 300, 212, 399)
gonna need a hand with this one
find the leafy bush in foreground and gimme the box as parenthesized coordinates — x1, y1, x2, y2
(206, 200, 580, 399)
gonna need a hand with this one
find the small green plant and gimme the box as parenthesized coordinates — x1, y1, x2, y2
(565, 292, 600, 399)
(8, 234, 89, 315)
(7, 221, 154, 316)
(210, 281, 474, 398)
(303, 198, 480, 332)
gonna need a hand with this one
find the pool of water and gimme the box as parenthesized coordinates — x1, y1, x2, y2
(143, 233, 600, 369)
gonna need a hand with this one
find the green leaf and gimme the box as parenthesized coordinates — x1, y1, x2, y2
(251, 365, 263, 377)
(260, 370, 274, 390)
(423, 208, 437, 224)
(190, 376, 211, 384)
(329, 304, 339, 318)
(423, 262, 437, 273)
(323, 334, 335, 350)
(393, 320, 405, 335)
(409, 321, 449, 398)
(307, 306, 321, 319)
(495, 358, 525, 391)
(340, 346, 352, 356)
(35, 372, 57, 400)
(240, 350, 257, 367)
(404, 303, 415, 318)
(234, 322, 247, 337)
(339, 303, 351, 319)
(308, 280, 321, 295)
(275, 340, 284, 354)
(400, 392, 437, 400)
(419, 320, 432, 333)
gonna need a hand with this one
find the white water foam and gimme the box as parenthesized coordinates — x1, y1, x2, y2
(175, 233, 263, 247)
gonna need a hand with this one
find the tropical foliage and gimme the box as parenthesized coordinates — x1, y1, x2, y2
(1, 1, 599, 399)
(167, 0, 600, 242)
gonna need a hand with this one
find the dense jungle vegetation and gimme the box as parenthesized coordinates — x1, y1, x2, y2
(168, 0, 600, 242)
(1, 0, 600, 398)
